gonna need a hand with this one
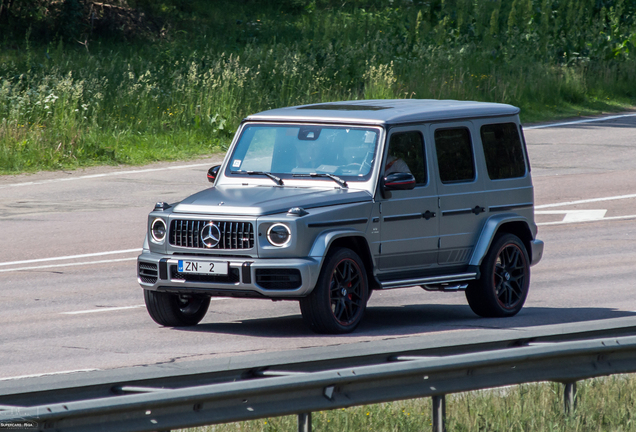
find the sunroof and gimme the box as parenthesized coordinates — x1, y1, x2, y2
(297, 104, 392, 111)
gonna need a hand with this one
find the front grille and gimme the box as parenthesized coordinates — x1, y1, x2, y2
(138, 262, 158, 284)
(169, 220, 255, 250)
(170, 266, 241, 284)
(256, 269, 302, 290)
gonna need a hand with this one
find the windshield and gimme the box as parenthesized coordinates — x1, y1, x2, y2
(226, 124, 379, 181)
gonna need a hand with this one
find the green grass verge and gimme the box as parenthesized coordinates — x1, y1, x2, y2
(178, 375, 636, 432)
(1, 1, 635, 175)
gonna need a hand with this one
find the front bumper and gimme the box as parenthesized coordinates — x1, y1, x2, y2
(137, 251, 321, 298)
(530, 239, 544, 266)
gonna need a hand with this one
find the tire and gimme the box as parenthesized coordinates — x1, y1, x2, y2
(465, 233, 530, 318)
(144, 290, 210, 327)
(300, 248, 369, 334)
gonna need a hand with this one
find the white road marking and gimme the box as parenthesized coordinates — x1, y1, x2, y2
(62, 305, 146, 314)
(535, 209, 607, 223)
(0, 257, 137, 273)
(62, 298, 228, 315)
(0, 248, 142, 267)
(538, 213, 636, 226)
(536, 193, 636, 209)
(0, 369, 99, 382)
(525, 113, 636, 130)
(0, 162, 213, 190)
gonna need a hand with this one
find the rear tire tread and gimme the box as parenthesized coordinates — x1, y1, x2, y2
(466, 233, 530, 318)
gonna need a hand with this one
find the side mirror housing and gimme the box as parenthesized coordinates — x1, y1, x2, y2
(207, 165, 221, 183)
(383, 172, 416, 191)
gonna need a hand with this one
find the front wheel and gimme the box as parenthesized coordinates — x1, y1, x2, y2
(300, 248, 368, 334)
(144, 290, 210, 326)
(465, 233, 530, 318)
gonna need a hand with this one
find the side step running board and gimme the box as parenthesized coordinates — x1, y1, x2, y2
(422, 283, 469, 292)
(378, 272, 478, 290)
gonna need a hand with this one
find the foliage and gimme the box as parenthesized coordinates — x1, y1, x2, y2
(0, 0, 635, 173)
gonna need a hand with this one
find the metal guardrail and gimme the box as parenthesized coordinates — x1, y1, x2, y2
(2, 319, 636, 432)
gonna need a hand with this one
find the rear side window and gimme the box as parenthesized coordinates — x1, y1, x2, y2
(434, 128, 475, 184)
(481, 123, 527, 180)
(386, 131, 427, 185)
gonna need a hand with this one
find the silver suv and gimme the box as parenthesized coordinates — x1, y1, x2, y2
(138, 100, 544, 333)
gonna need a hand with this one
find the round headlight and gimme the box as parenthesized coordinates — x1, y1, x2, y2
(267, 223, 291, 247)
(151, 218, 167, 242)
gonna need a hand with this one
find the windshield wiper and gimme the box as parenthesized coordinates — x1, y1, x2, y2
(293, 173, 348, 188)
(239, 171, 284, 185)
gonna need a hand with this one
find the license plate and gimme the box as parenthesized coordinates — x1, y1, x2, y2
(177, 260, 228, 276)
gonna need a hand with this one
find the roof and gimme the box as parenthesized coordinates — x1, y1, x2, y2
(245, 99, 520, 125)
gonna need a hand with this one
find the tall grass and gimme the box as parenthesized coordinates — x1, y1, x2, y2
(1, 0, 635, 173)
(178, 375, 636, 432)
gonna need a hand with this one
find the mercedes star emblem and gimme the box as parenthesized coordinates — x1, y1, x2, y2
(201, 222, 221, 248)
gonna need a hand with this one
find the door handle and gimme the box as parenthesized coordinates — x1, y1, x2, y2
(471, 206, 486, 215)
(423, 210, 436, 220)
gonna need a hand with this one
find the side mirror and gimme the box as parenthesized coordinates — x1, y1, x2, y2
(207, 165, 220, 183)
(383, 172, 416, 191)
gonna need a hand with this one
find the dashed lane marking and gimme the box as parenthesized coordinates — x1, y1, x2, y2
(0, 369, 99, 382)
(538, 213, 636, 226)
(535, 209, 607, 223)
(0, 257, 137, 273)
(0, 162, 213, 190)
(0, 248, 142, 267)
(536, 193, 636, 209)
(525, 113, 636, 130)
(61, 305, 146, 315)
(61, 298, 228, 315)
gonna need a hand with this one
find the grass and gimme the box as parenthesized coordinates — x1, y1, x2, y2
(1, 0, 635, 174)
(178, 375, 636, 432)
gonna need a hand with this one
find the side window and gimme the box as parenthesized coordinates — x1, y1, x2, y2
(480, 123, 527, 180)
(386, 131, 427, 185)
(434, 127, 475, 184)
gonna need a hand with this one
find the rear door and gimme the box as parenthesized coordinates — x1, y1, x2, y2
(431, 122, 487, 267)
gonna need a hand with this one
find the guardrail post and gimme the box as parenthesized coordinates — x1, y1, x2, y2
(432, 395, 446, 432)
(564, 382, 577, 415)
(298, 412, 312, 432)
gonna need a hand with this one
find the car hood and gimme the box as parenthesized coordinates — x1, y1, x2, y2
(172, 185, 373, 216)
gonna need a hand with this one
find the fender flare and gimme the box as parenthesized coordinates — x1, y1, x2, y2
(309, 229, 371, 268)
(468, 214, 533, 268)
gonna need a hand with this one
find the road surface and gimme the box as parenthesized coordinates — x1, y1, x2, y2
(1, 113, 635, 380)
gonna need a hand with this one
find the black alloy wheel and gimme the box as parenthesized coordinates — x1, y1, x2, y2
(300, 248, 368, 334)
(330, 257, 364, 325)
(466, 233, 530, 318)
(493, 242, 527, 310)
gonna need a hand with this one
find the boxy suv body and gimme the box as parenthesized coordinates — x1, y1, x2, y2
(138, 99, 544, 333)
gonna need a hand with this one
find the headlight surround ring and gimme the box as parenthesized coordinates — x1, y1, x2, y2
(151, 218, 167, 243)
(266, 223, 291, 247)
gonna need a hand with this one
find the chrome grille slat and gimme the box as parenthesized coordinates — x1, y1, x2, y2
(169, 219, 255, 250)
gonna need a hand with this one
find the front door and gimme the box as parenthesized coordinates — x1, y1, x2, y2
(376, 127, 439, 275)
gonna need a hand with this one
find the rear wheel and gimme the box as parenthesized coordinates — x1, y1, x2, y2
(466, 233, 530, 318)
(144, 290, 210, 326)
(300, 248, 368, 334)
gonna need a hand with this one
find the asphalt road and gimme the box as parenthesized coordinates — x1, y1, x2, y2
(1, 113, 636, 380)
